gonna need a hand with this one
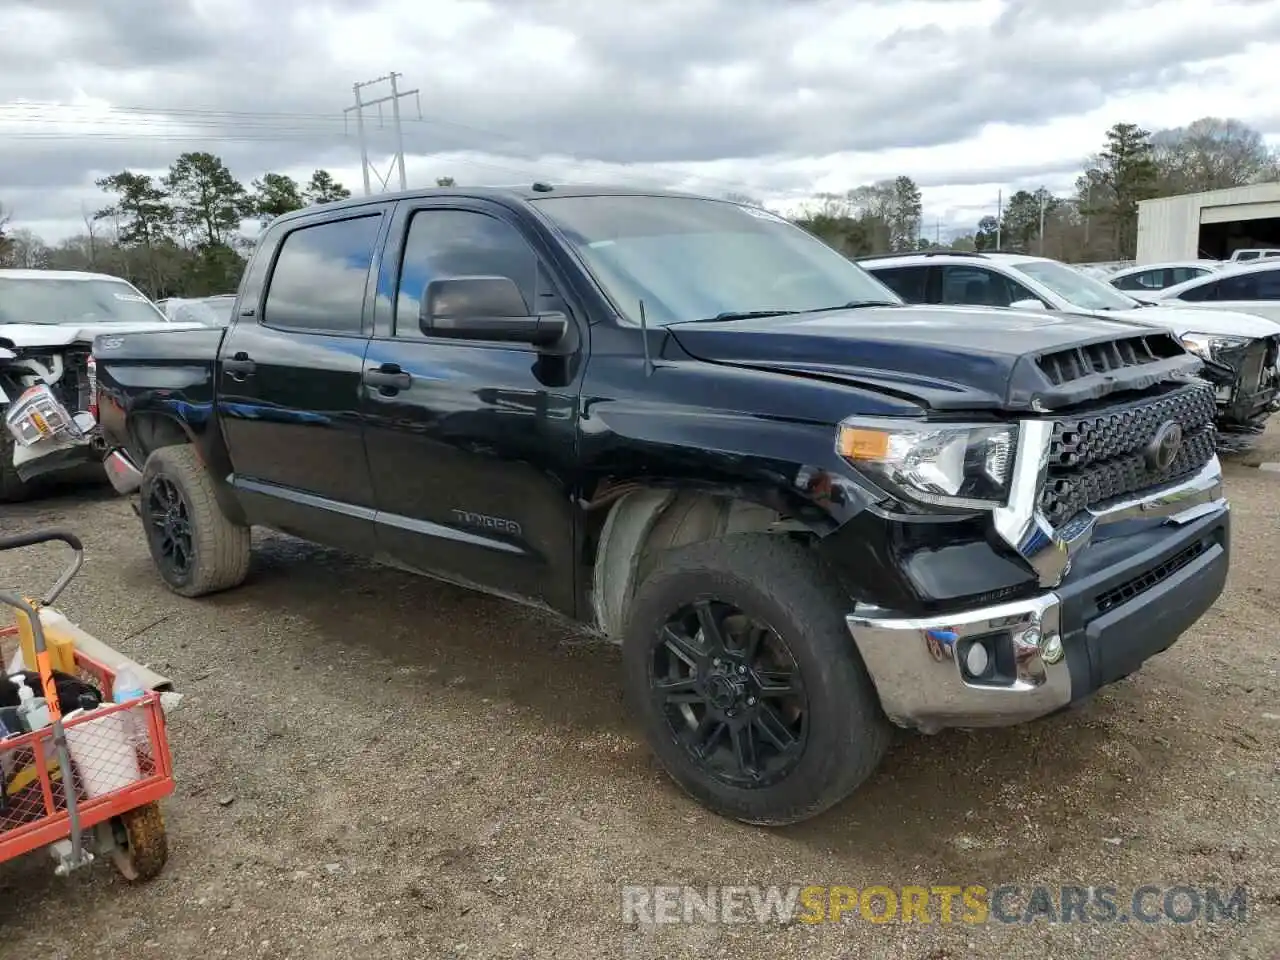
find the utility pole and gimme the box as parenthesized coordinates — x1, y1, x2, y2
(344, 72, 422, 195)
(1084, 181, 1092, 248)
(996, 190, 1003, 251)
(1038, 188, 1047, 256)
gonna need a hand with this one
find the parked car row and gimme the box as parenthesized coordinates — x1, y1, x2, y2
(859, 251, 1280, 449)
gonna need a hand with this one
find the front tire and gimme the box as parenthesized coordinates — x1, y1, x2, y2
(139, 444, 250, 597)
(622, 534, 890, 825)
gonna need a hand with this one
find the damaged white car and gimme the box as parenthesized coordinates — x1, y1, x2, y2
(0, 269, 201, 501)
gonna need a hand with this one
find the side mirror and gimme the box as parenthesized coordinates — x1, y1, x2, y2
(420, 276, 568, 348)
(1009, 298, 1047, 311)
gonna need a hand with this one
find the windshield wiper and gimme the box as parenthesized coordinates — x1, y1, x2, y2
(808, 300, 900, 312)
(700, 309, 803, 322)
(699, 301, 898, 323)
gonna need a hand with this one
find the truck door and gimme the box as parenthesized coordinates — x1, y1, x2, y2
(361, 198, 586, 614)
(217, 205, 390, 555)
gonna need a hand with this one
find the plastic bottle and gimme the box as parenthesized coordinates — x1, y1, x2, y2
(11, 675, 51, 732)
(112, 666, 146, 703)
(112, 666, 147, 749)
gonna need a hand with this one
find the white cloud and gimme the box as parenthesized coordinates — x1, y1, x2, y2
(1, 0, 1277, 244)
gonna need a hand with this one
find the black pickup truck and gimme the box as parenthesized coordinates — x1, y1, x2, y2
(92, 186, 1230, 825)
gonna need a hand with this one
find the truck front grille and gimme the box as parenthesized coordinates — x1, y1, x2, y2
(1039, 381, 1217, 525)
(1036, 333, 1184, 387)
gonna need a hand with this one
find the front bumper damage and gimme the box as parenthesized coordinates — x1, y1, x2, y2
(1200, 340, 1280, 449)
(847, 423, 1229, 733)
(2, 383, 105, 482)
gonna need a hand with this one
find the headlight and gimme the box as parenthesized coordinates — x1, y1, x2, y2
(1178, 332, 1250, 363)
(835, 418, 1016, 511)
(4, 384, 82, 447)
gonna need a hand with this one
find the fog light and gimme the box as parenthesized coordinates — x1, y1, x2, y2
(964, 642, 989, 677)
(1040, 632, 1064, 665)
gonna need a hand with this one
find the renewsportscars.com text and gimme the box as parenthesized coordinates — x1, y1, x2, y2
(621, 884, 1249, 926)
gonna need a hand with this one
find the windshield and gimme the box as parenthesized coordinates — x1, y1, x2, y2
(1011, 260, 1139, 312)
(530, 194, 902, 325)
(0, 277, 167, 325)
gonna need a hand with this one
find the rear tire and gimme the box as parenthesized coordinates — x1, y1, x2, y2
(139, 444, 250, 597)
(622, 533, 890, 825)
(0, 432, 39, 503)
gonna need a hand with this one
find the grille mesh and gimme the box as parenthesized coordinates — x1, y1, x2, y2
(1039, 382, 1217, 525)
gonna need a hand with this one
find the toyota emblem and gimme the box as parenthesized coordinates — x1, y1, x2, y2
(1145, 420, 1183, 472)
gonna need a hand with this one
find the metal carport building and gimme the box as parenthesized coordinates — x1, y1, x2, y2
(1136, 182, 1280, 262)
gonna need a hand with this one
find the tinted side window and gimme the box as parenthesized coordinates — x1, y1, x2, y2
(1114, 270, 1162, 290)
(1218, 274, 1258, 299)
(262, 215, 382, 333)
(1177, 279, 1218, 302)
(1255, 270, 1280, 298)
(1221, 269, 1280, 300)
(871, 266, 928, 302)
(939, 266, 1034, 308)
(1168, 267, 1207, 286)
(395, 210, 539, 336)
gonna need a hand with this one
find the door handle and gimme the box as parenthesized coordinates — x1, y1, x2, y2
(222, 351, 256, 378)
(364, 363, 412, 393)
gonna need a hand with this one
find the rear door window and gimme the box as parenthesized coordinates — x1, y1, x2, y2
(869, 266, 928, 303)
(263, 214, 383, 334)
(938, 266, 1039, 308)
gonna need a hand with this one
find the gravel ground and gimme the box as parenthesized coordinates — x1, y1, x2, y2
(0, 441, 1277, 959)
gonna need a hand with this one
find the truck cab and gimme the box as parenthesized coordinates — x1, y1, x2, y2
(92, 187, 1230, 825)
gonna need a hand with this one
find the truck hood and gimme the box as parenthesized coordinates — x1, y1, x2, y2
(664, 304, 1201, 412)
(0, 320, 204, 350)
(1123, 304, 1280, 338)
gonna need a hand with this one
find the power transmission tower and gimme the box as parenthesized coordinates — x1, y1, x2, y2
(344, 73, 422, 196)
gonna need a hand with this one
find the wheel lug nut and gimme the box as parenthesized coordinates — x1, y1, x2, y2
(712, 658, 721, 667)
(726, 708, 735, 717)
(746, 697, 756, 706)
(737, 665, 746, 674)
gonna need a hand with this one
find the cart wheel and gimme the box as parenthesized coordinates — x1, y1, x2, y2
(110, 802, 168, 882)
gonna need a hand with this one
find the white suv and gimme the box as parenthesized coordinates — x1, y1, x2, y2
(858, 251, 1280, 445)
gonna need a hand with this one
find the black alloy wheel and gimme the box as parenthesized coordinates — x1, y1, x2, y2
(143, 475, 195, 579)
(652, 599, 808, 789)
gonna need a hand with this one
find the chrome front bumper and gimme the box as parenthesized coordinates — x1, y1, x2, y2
(848, 456, 1228, 733)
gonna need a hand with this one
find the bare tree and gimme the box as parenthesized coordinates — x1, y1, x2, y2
(1152, 117, 1277, 193)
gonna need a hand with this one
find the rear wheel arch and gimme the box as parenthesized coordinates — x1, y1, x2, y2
(127, 411, 247, 525)
(128, 411, 192, 459)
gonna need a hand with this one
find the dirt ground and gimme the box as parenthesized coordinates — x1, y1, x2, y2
(0, 439, 1277, 959)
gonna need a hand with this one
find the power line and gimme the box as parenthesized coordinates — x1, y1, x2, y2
(0, 99, 766, 197)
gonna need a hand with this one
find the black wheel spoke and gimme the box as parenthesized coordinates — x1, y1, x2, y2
(655, 676, 702, 704)
(661, 626, 704, 668)
(692, 714, 727, 755)
(693, 600, 727, 652)
(729, 723, 758, 779)
(737, 624, 764, 662)
(756, 670, 798, 698)
(753, 704, 798, 752)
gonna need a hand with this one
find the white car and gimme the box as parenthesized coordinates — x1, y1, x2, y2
(0, 269, 203, 500)
(1228, 249, 1280, 264)
(1150, 259, 1280, 325)
(1108, 260, 1223, 293)
(858, 251, 1280, 445)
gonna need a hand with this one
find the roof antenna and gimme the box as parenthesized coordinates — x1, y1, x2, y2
(638, 299, 655, 377)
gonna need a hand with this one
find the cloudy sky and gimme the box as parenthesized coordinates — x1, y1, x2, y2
(3, 0, 1279, 245)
